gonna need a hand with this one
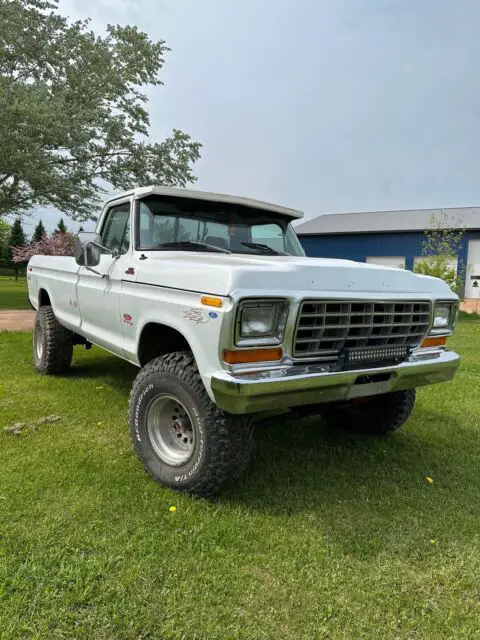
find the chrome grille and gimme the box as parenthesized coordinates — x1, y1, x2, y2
(293, 300, 431, 359)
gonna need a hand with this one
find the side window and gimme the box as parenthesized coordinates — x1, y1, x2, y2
(101, 204, 131, 254)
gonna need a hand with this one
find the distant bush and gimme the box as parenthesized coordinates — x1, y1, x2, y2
(12, 232, 75, 263)
(459, 310, 480, 322)
(414, 257, 462, 294)
(413, 213, 465, 295)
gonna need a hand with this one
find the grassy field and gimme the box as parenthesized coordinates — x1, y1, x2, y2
(0, 276, 29, 310)
(0, 323, 479, 639)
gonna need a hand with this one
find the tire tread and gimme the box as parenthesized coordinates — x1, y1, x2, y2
(322, 389, 416, 436)
(128, 352, 254, 496)
(34, 306, 73, 374)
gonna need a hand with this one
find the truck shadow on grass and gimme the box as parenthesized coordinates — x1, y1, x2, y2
(64, 352, 477, 559)
(224, 408, 478, 558)
(64, 355, 136, 395)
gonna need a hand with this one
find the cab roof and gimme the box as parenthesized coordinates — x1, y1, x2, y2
(105, 185, 304, 219)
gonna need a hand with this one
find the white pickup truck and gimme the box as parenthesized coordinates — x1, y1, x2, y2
(27, 186, 460, 496)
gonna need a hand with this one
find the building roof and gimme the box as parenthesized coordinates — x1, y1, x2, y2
(106, 186, 304, 219)
(295, 206, 480, 235)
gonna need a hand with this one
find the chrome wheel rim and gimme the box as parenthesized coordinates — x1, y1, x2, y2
(146, 394, 195, 466)
(35, 325, 43, 359)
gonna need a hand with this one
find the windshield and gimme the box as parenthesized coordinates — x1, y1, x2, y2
(135, 195, 305, 256)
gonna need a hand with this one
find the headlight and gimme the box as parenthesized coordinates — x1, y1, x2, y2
(433, 304, 451, 328)
(241, 305, 277, 337)
(236, 300, 289, 345)
(431, 302, 458, 333)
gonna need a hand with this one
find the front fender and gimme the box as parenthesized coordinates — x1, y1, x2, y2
(120, 281, 232, 401)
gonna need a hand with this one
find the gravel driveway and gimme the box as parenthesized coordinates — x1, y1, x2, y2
(0, 310, 35, 331)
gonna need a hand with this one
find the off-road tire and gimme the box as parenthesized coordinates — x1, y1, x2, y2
(33, 305, 73, 374)
(128, 352, 254, 497)
(320, 389, 416, 436)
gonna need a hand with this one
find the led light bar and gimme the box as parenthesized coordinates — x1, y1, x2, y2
(344, 345, 410, 366)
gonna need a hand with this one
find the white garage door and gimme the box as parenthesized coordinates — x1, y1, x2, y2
(466, 240, 480, 298)
(366, 256, 406, 269)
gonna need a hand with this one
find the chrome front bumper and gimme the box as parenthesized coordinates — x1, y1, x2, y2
(211, 349, 460, 414)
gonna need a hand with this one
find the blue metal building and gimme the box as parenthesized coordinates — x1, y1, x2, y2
(295, 207, 480, 299)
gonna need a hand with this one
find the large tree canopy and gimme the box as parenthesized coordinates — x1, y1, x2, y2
(0, 0, 202, 220)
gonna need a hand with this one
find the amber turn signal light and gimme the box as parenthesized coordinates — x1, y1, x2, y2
(223, 347, 283, 365)
(201, 296, 223, 308)
(421, 336, 447, 349)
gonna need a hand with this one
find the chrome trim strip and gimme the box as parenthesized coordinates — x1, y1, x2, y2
(211, 349, 460, 414)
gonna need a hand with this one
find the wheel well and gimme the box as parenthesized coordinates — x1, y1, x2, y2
(138, 323, 192, 366)
(38, 289, 51, 307)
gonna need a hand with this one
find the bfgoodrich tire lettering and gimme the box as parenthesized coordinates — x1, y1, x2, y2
(33, 305, 73, 374)
(128, 352, 254, 497)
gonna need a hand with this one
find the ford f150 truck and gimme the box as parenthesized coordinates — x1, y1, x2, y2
(27, 186, 460, 496)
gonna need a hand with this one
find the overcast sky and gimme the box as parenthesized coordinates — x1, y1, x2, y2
(27, 0, 480, 235)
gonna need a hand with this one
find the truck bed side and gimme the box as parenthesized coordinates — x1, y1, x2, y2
(28, 255, 82, 331)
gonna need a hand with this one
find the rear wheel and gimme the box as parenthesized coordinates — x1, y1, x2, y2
(128, 352, 254, 497)
(33, 305, 73, 374)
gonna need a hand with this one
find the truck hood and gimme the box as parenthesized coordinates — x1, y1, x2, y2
(135, 252, 456, 299)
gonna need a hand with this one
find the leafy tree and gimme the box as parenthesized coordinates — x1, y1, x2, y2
(12, 231, 75, 263)
(56, 217, 67, 234)
(0, 0, 201, 221)
(32, 219, 47, 242)
(7, 218, 27, 261)
(413, 213, 465, 294)
(0, 219, 11, 260)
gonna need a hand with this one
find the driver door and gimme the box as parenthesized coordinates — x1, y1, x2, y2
(76, 201, 133, 354)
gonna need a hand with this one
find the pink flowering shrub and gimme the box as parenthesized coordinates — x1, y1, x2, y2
(12, 232, 76, 263)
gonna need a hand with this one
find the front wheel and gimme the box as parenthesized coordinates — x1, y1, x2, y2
(320, 389, 416, 436)
(128, 352, 254, 497)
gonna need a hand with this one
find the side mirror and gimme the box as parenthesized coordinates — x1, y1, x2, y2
(75, 232, 102, 267)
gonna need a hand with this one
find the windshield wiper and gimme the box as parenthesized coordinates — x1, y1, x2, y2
(153, 241, 231, 254)
(240, 242, 289, 256)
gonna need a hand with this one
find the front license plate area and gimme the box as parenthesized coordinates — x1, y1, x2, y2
(347, 380, 391, 399)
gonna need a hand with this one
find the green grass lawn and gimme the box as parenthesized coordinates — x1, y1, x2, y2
(0, 323, 479, 639)
(0, 276, 29, 310)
